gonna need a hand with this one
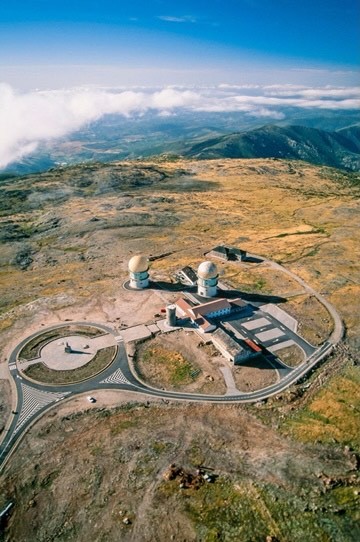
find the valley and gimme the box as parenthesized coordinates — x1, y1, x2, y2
(4, 113, 360, 176)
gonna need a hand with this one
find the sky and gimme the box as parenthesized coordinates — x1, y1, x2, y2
(0, 0, 359, 169)
(0, 0, 359, 88)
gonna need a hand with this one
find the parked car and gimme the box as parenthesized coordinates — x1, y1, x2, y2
(87, 396, 96, 403)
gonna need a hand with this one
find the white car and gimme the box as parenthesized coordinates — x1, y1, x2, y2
(87, 396, 96, 403)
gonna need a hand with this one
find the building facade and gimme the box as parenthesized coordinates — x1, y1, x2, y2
(197, 261, 218, 297)
(211, 328, 252, 364)
(128, 255, 149, 289)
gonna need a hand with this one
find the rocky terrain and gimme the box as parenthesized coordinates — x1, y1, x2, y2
(1, 401, 360, 542)
(0, 157, 359, 541)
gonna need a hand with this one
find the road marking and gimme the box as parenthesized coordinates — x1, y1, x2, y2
(8, 363, 17, 371)
(256, 328, 285, 342)
(14, 384, 70, 436)
(100, 368, 130, 385)
(242, 317, 271, 330)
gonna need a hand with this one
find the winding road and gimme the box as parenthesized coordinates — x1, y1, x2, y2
(0, 254, 344, 471)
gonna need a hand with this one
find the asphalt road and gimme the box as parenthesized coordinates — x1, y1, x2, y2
(261, 257, 344, 345)
(0, 327, 334, 470)
(0, 251, 343, 470)
(224, 311, 315, 358)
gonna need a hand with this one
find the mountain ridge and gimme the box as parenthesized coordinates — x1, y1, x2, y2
(181, 124, 360, 170)
(4, 112, 360, 176)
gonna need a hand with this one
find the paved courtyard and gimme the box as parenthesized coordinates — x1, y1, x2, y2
(23, 334, 116, 371)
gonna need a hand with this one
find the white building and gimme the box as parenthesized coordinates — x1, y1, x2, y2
(197, 261, 218, 297)
(191, 298, 232, 319)
(211, 328, 253, 364)
(128, 255, 149, 289)
(175, 297, 249, 333)
(178, 266, 197, 286)
(175, 298, 215, 333)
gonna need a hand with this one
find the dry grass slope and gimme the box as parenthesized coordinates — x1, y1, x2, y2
(1, 402, 360, 542)
(0, 158, 359, 541)
(282, 366, 360, 447)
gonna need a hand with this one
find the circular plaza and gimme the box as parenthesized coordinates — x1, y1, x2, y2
(17, 324, 118, 385)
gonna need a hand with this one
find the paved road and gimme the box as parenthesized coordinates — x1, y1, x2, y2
(0, 322, 124, 466)
(0, 252, 343, 470)
(224, 311, 315, 358)
(260, 257, 344, 345)
(0, 329, 334, 470)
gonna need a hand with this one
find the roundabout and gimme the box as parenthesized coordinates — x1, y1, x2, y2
(17, 326, 117, 385)
(17, 326, 118, 385)
(0, 251, 344, 471)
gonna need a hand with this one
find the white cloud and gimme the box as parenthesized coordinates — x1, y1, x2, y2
(149, 88, 200, 109)
(157, 15, 197, 23)
(0, 83, 359, 169)
(263, 86, 360, 99)
(0, 84, 200, 168)
(218, 84, 261, 89)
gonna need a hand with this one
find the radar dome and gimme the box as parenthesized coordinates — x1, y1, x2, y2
(128, 255, 149, 274)
(197, 261, 218, 280)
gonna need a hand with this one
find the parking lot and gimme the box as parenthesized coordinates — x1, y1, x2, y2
(222, 306, 316, 360)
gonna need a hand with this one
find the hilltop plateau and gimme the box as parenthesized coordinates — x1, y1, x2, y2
(0, 158, 359, 541)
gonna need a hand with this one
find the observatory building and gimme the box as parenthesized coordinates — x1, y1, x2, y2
(128, 255, 149, 289)
(197, 261, 218, 297)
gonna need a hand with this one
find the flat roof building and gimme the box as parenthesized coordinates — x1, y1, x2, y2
(178, 266, 198, 286)
(208, 245, 246, 262)
(211, 328, 253, 364)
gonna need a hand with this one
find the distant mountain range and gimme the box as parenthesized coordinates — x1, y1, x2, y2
(181, 124, 360, 170)
(3, 115, 360, 176)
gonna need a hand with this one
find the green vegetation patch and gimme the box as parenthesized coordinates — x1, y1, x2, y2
(184, 480, 269, 542)
(23, 346, 116, 385)
(224, 267, 271, 294)
(110, 417, 138, 435)
(281, 366, 360, 447)
(40, 470, 61, 489)
(159, 477, 360, 542)
(275, 344, 304, 367)
(273, 226, 327, 238)
(257, 483, 360, 542)
(19, 325, 105, 361)
(139, 345, 200, 388)
(151, 440, 173, 456)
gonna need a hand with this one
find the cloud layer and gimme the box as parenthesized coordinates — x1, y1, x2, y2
(0, 83, 359, 169)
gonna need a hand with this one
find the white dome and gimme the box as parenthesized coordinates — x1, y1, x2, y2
(197, 261, 218, 279)
(128, 255, 149, 273)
